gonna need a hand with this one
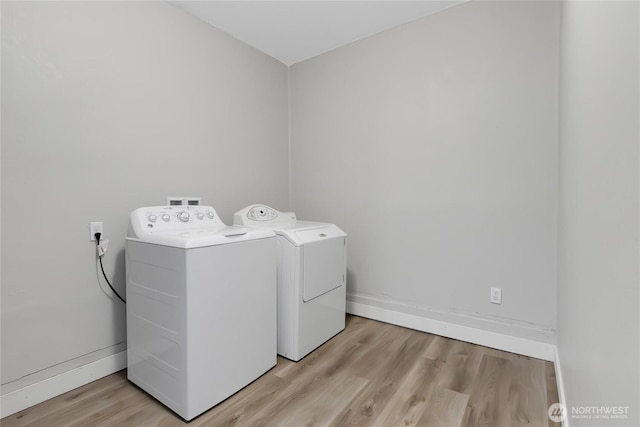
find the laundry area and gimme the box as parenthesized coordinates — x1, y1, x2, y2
(1, 1, 638, 426)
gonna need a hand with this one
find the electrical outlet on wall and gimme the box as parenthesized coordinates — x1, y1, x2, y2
(89, 222, 103, 241)
(490, 287, 502, 305)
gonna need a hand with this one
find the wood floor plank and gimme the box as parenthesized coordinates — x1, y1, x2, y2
(1, 316, 558, 427)
(74, 391, 180, 427)
(371, 357, 439, 427)
(484, 347, 532, 361)
(329, 329, 434, 426)
(222, 338, 374, 426)
(254, 341, 368, 410)
(273, 316, 396, 383)
(274, 334, 363, 382)
(500, 357, 548, 426)
(64, 384, 154, 427)
(418, 387, 469, 427)
(261, 373, 369, 427)
(423, 335, 455, 362)
(434, 340, 484, 395)
(464, 354, 550, 427)
(464, 354, 506, 427)
(193, 364, 289, 426)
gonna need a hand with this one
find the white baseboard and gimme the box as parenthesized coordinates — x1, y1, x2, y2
(554, 346, 569, 427)
(347, 300, 556, 361)
(0, 351, 127, 418)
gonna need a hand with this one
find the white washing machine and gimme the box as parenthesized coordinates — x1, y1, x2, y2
(234, 204, 346, 361)
(125, 205, 277, 421)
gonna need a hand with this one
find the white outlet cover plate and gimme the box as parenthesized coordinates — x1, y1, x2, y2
(90, 222, 103, 241)
(490, 287, 502, 304)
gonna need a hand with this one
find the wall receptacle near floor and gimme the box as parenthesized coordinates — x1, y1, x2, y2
(490, 287, 502, 305)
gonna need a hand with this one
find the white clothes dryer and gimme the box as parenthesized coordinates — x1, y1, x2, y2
(125, 205, 276, 421)
(234, 204, 346, 361)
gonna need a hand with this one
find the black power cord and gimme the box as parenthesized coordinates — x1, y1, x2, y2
(95, 232, 126, 304)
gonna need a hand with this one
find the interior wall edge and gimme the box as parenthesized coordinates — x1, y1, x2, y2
(287, 65, 293, 212)
(347, 294, 556, 361)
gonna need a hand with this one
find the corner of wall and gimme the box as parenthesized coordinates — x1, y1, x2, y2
(287, 65, 293, 212)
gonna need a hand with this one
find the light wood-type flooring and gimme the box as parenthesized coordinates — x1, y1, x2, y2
(2, 315, 559, 427)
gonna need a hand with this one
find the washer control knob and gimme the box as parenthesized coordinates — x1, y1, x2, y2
(161, 214, 171, 222)
(177, 211, 190, 222)
(206, 211, 215, 219)
(148, 214, 157, 223)
(196, 212, 204, 220)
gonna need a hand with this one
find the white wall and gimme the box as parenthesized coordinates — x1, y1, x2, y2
(5, 0, 638, 421)
(289, 1, 560, 342)
(558, 1, 640, 425)
(1, 0, 288, 394)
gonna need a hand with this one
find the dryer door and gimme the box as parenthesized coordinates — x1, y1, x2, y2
(301, 236, 346, 302)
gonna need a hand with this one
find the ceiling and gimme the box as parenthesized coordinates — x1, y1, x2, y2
(170, 1, 466, 66)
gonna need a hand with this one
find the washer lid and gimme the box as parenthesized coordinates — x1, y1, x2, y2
(289, 223, 346, 246)
(127, 205, 274, 248)
(233, 204, 346, 246)
(127, 226, 274, 249)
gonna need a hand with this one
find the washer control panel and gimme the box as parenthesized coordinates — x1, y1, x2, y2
(247, 206, 278, 221)
(234, 204, 297, 227)
(129, 205, 225, 237)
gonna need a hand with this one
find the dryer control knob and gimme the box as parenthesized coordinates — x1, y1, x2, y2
(161, 214, 171, 222)
(177, 211, 190, 222)
(148, 214, 157, 223)
(196, 212, 204, 220)
(206, 211, 215, 219)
